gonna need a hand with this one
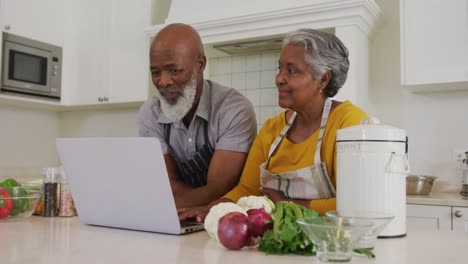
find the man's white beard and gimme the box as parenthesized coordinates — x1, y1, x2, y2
(155, 73, 197, 122)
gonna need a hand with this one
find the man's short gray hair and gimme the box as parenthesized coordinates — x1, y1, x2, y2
(283, 29, 349, 98)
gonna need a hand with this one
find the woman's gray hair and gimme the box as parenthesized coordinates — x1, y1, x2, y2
(283, 29, 349, 97)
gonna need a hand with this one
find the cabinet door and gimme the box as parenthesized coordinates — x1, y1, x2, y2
(62, 0, 151, 106)
(452, 207, 468, 232)
(407, 204, 452, 231)
(0, 0, 67, 46)
(108, 0, 152, 103)
(64, 0, 111, 105)
(400, 0, 468, 86)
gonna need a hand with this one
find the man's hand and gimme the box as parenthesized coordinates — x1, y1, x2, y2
(178, 197, 231, 222)
(177, 206, 210, 223)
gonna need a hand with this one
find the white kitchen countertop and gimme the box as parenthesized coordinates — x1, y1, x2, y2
(407, 192, 468, 207)
(1, 216, 468, 264)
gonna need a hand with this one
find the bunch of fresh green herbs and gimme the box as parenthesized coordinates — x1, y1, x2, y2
(258, 201, 318, 255)
(258, 201, 375, 259)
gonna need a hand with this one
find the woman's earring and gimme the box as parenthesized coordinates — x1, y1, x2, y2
(320, 89, 323, 94)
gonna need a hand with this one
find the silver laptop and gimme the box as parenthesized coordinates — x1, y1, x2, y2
(56, 137, 204, 235)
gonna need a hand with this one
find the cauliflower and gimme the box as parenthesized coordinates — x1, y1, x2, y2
(204, 202, 246, 241)
(236, 195, 275, 215)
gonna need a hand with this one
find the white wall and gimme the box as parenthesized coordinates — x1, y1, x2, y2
(0, 105, 60, 179)
(59, 108, 140, 138)
(368, 0, 468, 192)
(0, 104, 141, 180)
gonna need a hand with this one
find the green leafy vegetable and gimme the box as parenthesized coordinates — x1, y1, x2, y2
(258, 201, 378, 259)
(258, 201, 319, 255)
(354, 248, 376, 258)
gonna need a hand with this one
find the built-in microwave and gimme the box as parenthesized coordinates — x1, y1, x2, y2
(1, 32, 62, 100)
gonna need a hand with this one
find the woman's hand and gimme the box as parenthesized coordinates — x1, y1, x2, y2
(261, 187, 287, 204)
(178, 206, 210, 223)
(261, 187, 311, 208)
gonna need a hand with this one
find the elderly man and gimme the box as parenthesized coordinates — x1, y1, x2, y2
(138, 23, 257, 208)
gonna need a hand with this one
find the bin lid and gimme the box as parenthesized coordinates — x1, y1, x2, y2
(337, 120, 406, 142)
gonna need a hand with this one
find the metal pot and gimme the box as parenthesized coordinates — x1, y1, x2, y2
(406, 175, 436, 195)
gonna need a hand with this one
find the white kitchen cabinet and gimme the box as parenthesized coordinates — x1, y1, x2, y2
(62, 0, 152, 106)
(60, 0, 111, 106)
(107, 0, 151, 104)
(0, 0, 67, 46)
(400, 0, 468, 88)
(452, 206, 468, 232)
(407, 204, 468, 232)
(407, 204, 452, 231)
(0, 0, 152, 106)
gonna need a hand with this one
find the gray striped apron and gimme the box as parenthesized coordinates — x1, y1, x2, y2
(260, 98, 336, 199)
(164, 121, 215, 187)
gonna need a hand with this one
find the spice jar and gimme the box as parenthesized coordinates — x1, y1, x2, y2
(42, 167, 60, 217)
(58, 170, 76, 217)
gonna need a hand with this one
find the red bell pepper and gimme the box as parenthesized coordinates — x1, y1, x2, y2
(0, 188, 13, 219)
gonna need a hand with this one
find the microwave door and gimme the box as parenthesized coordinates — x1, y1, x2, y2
(2, 41, 52, 94)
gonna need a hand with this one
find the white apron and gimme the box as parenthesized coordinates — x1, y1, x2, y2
(260, 98, 336, 200)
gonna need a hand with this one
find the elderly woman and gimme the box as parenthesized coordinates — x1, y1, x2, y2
(179, 28, 367, 221)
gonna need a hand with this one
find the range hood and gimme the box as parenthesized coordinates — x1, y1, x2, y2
(144, 0, 381, 106)
(145, 0, 380, 52)
(212, 37, 283, 55)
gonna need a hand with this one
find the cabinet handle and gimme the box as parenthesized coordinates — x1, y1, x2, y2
(4, 25, 10, 30)
(98, 97, 103, 102)
(454, 210, 463, 218)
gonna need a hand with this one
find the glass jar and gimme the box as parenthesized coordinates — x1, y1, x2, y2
(58, 170, 76, 217)
(42, 167, 60, 217)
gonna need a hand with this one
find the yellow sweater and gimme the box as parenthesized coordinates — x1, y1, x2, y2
(223, 100, 367, 215)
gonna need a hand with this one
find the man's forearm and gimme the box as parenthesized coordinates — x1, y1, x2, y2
(169, 179, 194, 197)
(175, 185, 227, 208)
(170, 179, 222, 208)
(168, 150, 247, 209)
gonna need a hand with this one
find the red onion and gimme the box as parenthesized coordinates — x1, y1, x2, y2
(217, 212, 250, 250)
(247, 208, 273, 237)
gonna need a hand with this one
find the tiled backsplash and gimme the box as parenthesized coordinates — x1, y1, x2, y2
(208, 52, 283, 132)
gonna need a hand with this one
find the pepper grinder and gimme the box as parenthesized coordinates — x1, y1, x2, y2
(42, 167, 60, 217)
(460, 151, 468, 197)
